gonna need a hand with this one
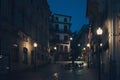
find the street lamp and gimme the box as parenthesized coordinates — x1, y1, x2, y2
(54, 46, 57, 50)
(53, 46, 57, 62)
(77, 44, 80, 47)
(33, 42, 37, 71)
(70, 37, 73, 41)
(87, 43, 90, 68)
(70, 37, 75, 70)
(87, 43, 90, 48)
(96, 27, 103, 80)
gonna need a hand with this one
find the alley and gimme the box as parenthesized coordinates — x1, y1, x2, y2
(1, 63, 100, 80)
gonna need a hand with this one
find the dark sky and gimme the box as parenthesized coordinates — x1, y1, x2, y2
(47, 0, 89, 32)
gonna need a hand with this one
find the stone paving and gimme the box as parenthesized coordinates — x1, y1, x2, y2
(0, 63, 109, 80)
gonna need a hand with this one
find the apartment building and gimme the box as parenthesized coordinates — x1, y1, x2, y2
(0, 0, 51, 73)
(49, 14, 72, 61)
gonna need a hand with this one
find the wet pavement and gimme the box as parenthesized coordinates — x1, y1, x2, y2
(1, 63, 108, 80)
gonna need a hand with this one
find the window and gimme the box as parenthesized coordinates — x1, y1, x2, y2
(55, 24, 59, 31)
(55, 17, 58, 21)
(65, 46, 68, 52)
(64, 18, 67, 22)
(64, 35, 68, 41)
(60, 45, 63, 52)
(23, 47, 28, 64)
(55, 35, 59, 40)
(64, 25, 68, 32)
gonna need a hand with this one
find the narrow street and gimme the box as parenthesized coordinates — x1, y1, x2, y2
(1, 63, 100, 80)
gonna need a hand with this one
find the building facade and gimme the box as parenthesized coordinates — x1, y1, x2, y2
(77, 24, 90, 62)
(86, 0, 120, 80)
(49, 14, 71, 61)
(0, 0, 51, 73)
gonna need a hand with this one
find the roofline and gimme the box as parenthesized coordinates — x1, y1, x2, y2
(52, 13, 72, 18)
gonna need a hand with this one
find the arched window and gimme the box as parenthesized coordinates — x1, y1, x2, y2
(23, 47, 28, 64)
(31, 50, 34, 65)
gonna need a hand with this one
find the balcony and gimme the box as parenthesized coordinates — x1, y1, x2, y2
(49, 28, 70, 34)
(49, 39, 69, 44)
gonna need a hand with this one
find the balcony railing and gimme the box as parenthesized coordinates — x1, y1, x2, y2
(49, 29, 70, 34)
(49, 39, 69, 44)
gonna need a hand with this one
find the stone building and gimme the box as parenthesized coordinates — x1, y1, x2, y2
(86, 0, 120, 80)
(0, 0, 51, 73)
(49, 14, 71, 61)
(77, 24, 90, 62)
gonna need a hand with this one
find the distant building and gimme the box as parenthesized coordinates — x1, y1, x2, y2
(49, 14, 72, 61)
(0, 0, 51, 73)
(76, 24, 90, 62)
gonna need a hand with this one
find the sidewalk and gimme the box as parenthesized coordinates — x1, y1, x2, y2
(0, 63, 50, 80)
(86, 68, 109, 80)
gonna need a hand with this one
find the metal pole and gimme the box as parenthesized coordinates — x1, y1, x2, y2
(34, 47, 36, 71)
(72, 52, 74, 70)
(98, 36, 101, 80)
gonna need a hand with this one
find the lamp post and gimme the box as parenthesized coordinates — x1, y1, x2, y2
(33, 42, 37, 71)
(53, 46, 57, 62)
(87, 43, 90, 68)
(70, 37, 74, 70)
(96, 27, 103, 80)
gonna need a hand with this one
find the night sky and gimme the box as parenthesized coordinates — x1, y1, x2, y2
(47, 0, 89, 32)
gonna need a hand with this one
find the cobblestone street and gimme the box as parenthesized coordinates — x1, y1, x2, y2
(1, 63, 109, 80)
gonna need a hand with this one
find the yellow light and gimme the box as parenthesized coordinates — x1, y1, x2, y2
(97, 27, 103, 35)
(83, 62, 87, 67)
(53, 72, 59, 78)
(83, 47, 86, 50)
(33, 42, 37, 47)
(54, 46, 57, 50)
(78, 44, 80, 46)
(87, 43, 90, 48)
(70, 37, 73, 41)
(100, 43, 103, 47)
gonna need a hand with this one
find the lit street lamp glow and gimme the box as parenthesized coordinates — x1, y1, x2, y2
(54, 46, 57, 50)
(100, 43, 103, 47)
(96, 27, 103, 35)
(33, 42, 37, 71)
(96, 27, 103, 80)
(87, 43, 90, 48)
(70, 37, 73, 41)
(83, 47, 86, 50)
(33, 42, 38, 48)
(77, 44, 80, 47)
